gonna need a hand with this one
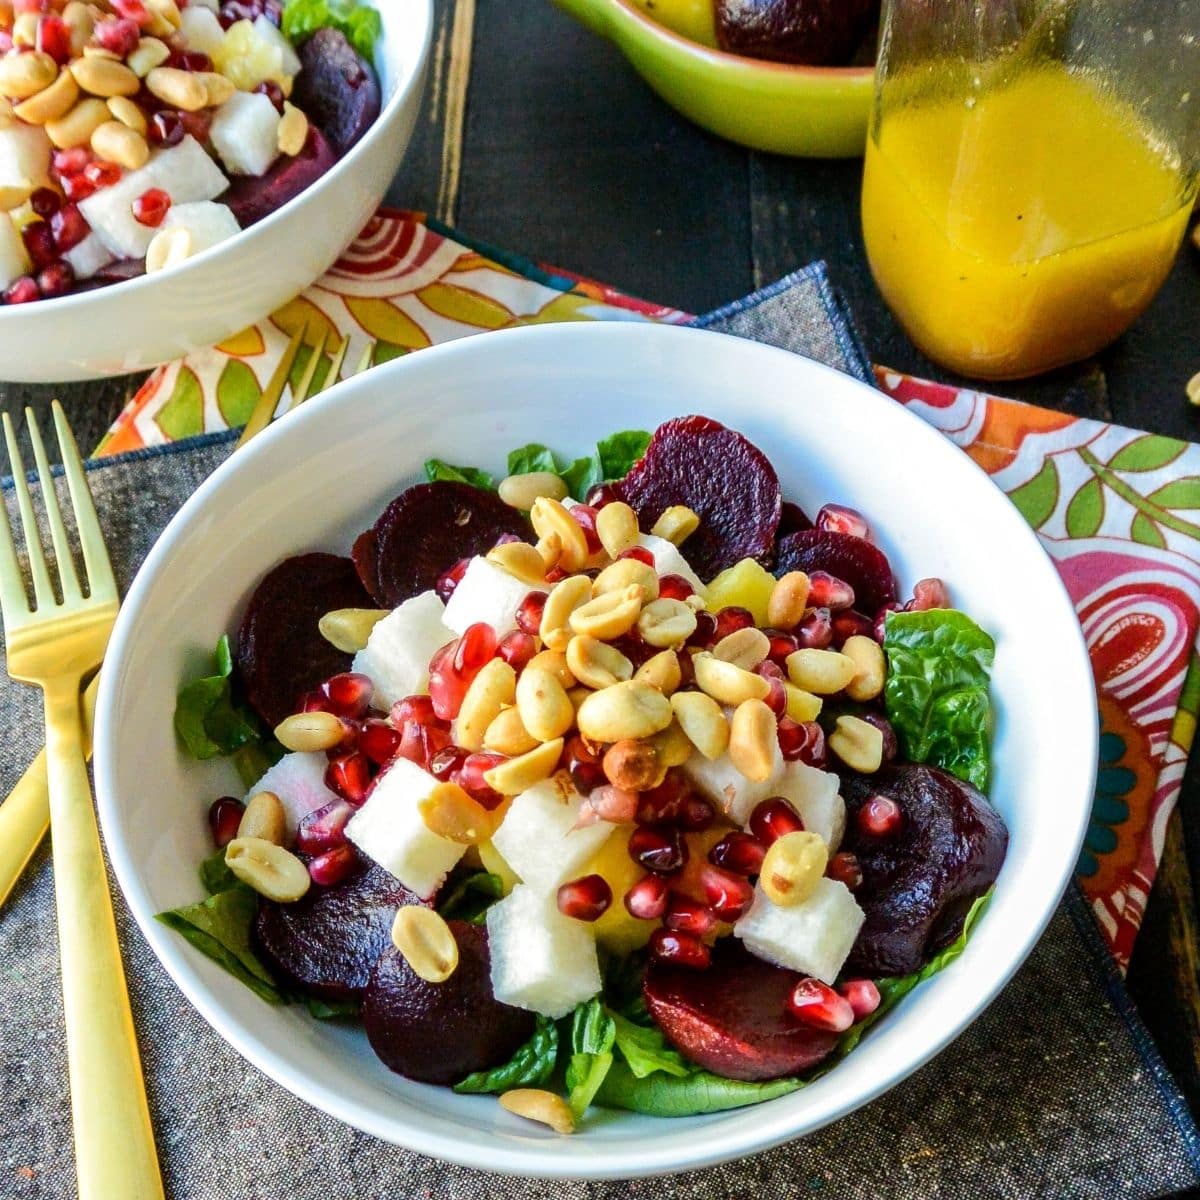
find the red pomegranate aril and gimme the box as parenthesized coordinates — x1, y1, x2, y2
(321, 671, 372, 719)
(61, 171, 96, 201)
(148, 109, 185, 146)
(787, 978, 854, 1032)
(13, 0, 48, 12)
(434, 557, 469, 601)
(496, 629, 537, 671)
(635, 770, 688, 826)
(514, 590, 546, 636)
(908, 577, 951, 611)
(308, 843, 357, 886)
(428, 744, 468, 781)
(807, 571, 855, 612)
(795, 606, 833, 650)
(111, 0, 150, 24)
(208, 796, 244, 847)
(708, 830, 766, 876)
(84, 160, 122, 188)
(585, 482, 620, 508)
(699, 864, 755, 921)
(826, 850, 863, 891)
(454, 621, 499, 675)
(570, 504, 603, 554)
(628, 825, 686, 874)
(678, 794, 715, 832)
(36, 13, 71, 62)
(175, 48, 212, 71)
(675, 648, 695, 687)
(712, 606, 754, 641)
(455, 752, 506, 809)
(50, 202, 87, 251)
(0, 32, 12, 53)
(840, 979, 881, 1020)
(325, 752, 371, 805)
(132, 186, 170, 227)
(857, 794, 903, 838)
(624, 873, 670, 920)
(564, 734, 605, 794)
(764, 628, 800, 663)
(3, 276, 40, 305)
(815, 503, 870, 540)
(557, 874, 612, 922)
(390, 695, 436, 726)
(36, 259, 73, 299)
(761, 672, 787, 717)
(859, 711, 898, 764)
(29, 186, 60, 218)
(581, 785, 639, 825)
(94, 15, 141, 55)
(664, 896, 717, 937)
(831, 609, 873, 645)
(295, 799, 354, 855)
(396, 718, 450, 770)
(358, 717, 401, 765)
(657, 573, 694, 601)
(777, 718, 826, 768)
(648, 927, 711, 970)
(749, 796, 804, 845)
(254, 79, 286, 112)
(22, 221, 56, 269)
(686, 609, 717, 648)
(619, 545, 654, 567)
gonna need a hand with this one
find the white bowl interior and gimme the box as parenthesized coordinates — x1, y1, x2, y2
(95, 323, 1097, 1178)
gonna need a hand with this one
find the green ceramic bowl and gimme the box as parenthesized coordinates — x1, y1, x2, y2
(551, 0, 874, 158)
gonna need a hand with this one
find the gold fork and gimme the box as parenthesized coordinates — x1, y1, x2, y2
(0, 332, 376, 907)
(0, 403, 162, 1200)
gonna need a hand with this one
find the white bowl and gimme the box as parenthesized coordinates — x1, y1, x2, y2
(95, 323, 1097, 1179)
(0, 0, 432, 383)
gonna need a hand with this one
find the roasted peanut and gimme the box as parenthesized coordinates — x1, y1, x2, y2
(828, 715, 884, 774)
(636, 597, 697, 648)
(318, 607, 388, 653)
(0, 50, 57, 100)
(515, 667, 575, 741)
(418, 781, 501, 843)
(486, 540, 548, 585)
(70, 55, 140, 98)
(391, 905, 458, 982)
(456, 658, 517, 752)
(786, 648, 858, 695)
(767, 571, 810, 629)
(602, 738, 661, 791)
(145, 0, 182, 36)
(274, 710, 346, 753)
(237, 791, 286, 845)
(539, 574, 592, 652)
(535, 531, 562, 573)
(91, 119, 149, 169)
(784, 682, 822, 724)
(145, 226, 192, 273)
(569, 585, 643, 641)
(595, 501, 639, 559)
(576, 680, 672, 742)
(760, 831, 828, 906)
(63, 2, 94, 53)
(648, 719, 692, 769)
(11, 10, 38, 47)
(713, 626, 770, 671)
(14, 69, 79, 125)
(225, 838, 310, 902)
(498, 469, 567, 510)
(526, 649, 576, 690)
(634, 649, 683, 696)
(650, 504, 700, 545)
(46, 97, 109, 148)
(482, 737, 564, 795)
(483, 705, 540, 756)
(197, 69, 235, 107)
(145, 65, 207, 110)
(106, 94, 146, 133)
(842, 635, 886, 702)
(566, 635, 633, 691)
(127, 37, 170, 78)
(278, 99, 309, 154)
(693, 652, 770, 706)
(593, 556, 658, 604)
(530, 497, 589, 572)
(669, 690, 729, 759)
(499, 1089, 575, 1135)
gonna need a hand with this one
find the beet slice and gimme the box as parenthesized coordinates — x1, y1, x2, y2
(236, 551, 371, 726)
(362, 922, 535, 1085)
(616, 416, 782, 581)
(351, 528, 383, 605)
(774, 529, 898, 615)
(777, 500, 812, 540)
(715, 0, 877, 66)
(840, 764, 1008, 977)
(291, 27, 381, 158)
(644, 939, 838, 1081)
(253, 858, 422, 1002)
(222, 125, 337, 227)
(365, 482, 528, 608)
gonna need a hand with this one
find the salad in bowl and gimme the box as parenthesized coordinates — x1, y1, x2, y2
(162, 413, 1008, 1132)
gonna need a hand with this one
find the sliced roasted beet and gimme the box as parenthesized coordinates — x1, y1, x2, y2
(221, 125, 337, 227)
(777, 500, 812, 539)
(715, 0, 877, 66)
(644, 938, 838, 1081)
(365, 482, 528, 608)
(616, 416, 782, 581)
(774, 529, 898, 615)
(351, 528, 382, 604)
(253, 859, 422, 1002)
(840, 764, 1008, 977)
(236, 551, 371, 726)
(290, 27, 381, 157)
(362, 922, 535, 1085)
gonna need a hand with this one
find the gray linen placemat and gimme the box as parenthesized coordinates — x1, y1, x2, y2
(3, 267, 1200, 1199)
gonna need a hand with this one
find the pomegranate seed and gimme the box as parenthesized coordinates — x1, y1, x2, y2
(557, 874, 611, 921)
(84, 160, 122, 188)
(61, 172, 97, 201)
(295, 799, 354, 855)
(831, 610, 873, 645)
(564, 734, 605, 794)
(713, 606, 754, 641)
(22, 221, 56, 269)
(495, 629, 537, 671)
(174, 48, 211, 71)
(815, 503, 870, 540)
(321, 672, 373, 719)
(132, 186, 170, 227)
(840, 979, 881, 1020)
(308, 844, 357, 886)
(254, 79, 286, 112)
(29, 186, 60, 218)
(686, 609, 717, 647)
(50, 202, 87, 251)
(764, 628, 800, 663)
(663, 896, 717, 937)
(515, 591, 547, 636)
(52, 146, 91, 178)
(36, 259, 73, 299)
(581, 785, 639, 824)
(826, 850, 863, 891)
(570, 504, 603, 554)
(749, 796, 804, 845)
(857, 794, 903, 838)
(586, 482, 620, 508)
(435, 557, 470, 602)
(657, 573, 694, 601)
(455, 752, 506, 809)
(807, 571, 855, 612)
(795, 607, 833, 649)
(619, 546, 654, 567)
(456, 622, 499, 674)
(859, 711, 897, 763)
(777, 718, 825, 768)
(676, 648, 695, 687)
(358, 717, 401, 765)
(678, 794, 714, 832)
(635, 770, 689, 826)
(36, 13, 71, 62)
(0, 32, 11, 52)
(649, 928, 711, 969)
(708, 830, 766, 876)
(396, 717, 450, 770)
(148, 109, 185, 146)
(428, 625, 498, 720)
(908, 577, 950, 611)
(207, 796, 244, 847)
(624, 874, 669, 920)
(93, 14, 141, 54)
(787, 978, 854, 1031)
(3, 276, 40, 305)
(325, 752, 371, 805)
(13, 0, 48, 14)
(111, 0, 150, 25)
(698, 864, 755, 920)
(761, 672, 786, 717)
(874, 602, 903, 643)
(428, 744, 468, 781)
(628, 825, 686, 874)
(391, 695, 436, 725)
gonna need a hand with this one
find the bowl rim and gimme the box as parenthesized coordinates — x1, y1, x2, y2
(94, 321, 1097, 1178)
(0, 0, 433, 320)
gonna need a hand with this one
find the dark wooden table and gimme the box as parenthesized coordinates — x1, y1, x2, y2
(3, 0, 1200, 1121)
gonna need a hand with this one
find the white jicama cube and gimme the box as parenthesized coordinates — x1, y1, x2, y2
(0, 124, 51, 199)
(254, 14, 302, 77)
(442, 556, 545, 639)
(345, 758, 465, 899)
(0, 214, 29, 290)
(161, 200, 240, 257)
(246, 751, 339, 843)
(684, 733, 784, 826)
(79, 137, 228, 258)
(775, 760, 846, 851)
(352, 590, 450, 710)
(734, 878, 865, 985)
(637, 532, 706, 595)
(490, 776, 615, 891)
(210, 90, 281, 178)
(179, 5, 225, 55)
(487, 884, 601, 1018)
(61, 232, 114, 281)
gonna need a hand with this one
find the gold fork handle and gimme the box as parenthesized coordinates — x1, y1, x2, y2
(44, 680, 164, 1200)
(0, 673, 99, 908)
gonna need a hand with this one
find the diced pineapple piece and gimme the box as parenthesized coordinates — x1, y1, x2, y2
(704, 557, 776, 626)
(478, 839, 520, 894)
(487, 884, 602, 1018)
(441, 556, 545, 640)
(775, 759, 845, 851)
(160, 200, 240, 258)
(209, 90, 281, 177)
(178, 5, 225, 56)
(490, 775, 614, 891)
(684, 733, 784, 826)
(734, 878, 864, 984)
(344, 758, 466, 899)
(636, 532, 705, 595)
(212, 17, 296, 90)
(0, 123, 51, 204)
(580, 825, 649, 953)
(245, 751, 339, 843)
(0, 213, 30, 290)
(352, 590, 450, 710)
(253, 15, 301, 76)
(60, 232, 114, 282)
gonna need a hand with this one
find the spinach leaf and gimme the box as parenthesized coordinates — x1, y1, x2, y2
(595, 1062, 803, 1116)
(199, 848, 238, 895)
(559, 455, 603, 500)
(232, 740, 285, 790)
(454, 1016, 560, 1094)
(305, 995, 361, 1021)
(281, 0, 382, 60)
(610, 1012, 690, 1079)
(437, 871, 505, 924)
(596, 430, 650, 481)
(175, 636, 263, 761)
(507, 444, 559, 476)
(883, 610, 995, 791)
(565, 998, 616, 1119)
(424, 458, 496, 490)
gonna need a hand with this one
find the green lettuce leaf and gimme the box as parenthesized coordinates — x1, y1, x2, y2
(883, 609, 996, 791)
(610, 1012, 690, 1079)
(596, 430, 650, 481)
(453, 1016, 559, 1094)
(281, 0, 382, 60)
(595, 1062, 803, 1116)
(305, 995, 361, 1020)
(231, 740, 285, 790)
(436, 871, 504, 924)
(506, 444, 559, 476)
(175, 636, 265, 761)
(564, 998, 616, 1119)
(424, 458, 496, 490)
(559, 455, 603, 500)
(199, 848, 238, 895)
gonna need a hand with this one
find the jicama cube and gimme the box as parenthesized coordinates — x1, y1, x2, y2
(776, 760, 846, 851)
(734, 878, 864, 984)
(684, 733, 784, 826)
(345, 759, 466, 899)
(178, 5, 225, 56)
(254, 15, 302, 76)
(637, 532, 705, 595)
(0, 124, 50, 201)
(61, 233, 114, 282)
(209, 91, 281, 178)
(245, 751, 339, 842)
(352, 590, 450, 710)
(490, 776, 615, 890)
(442, 556, 545, 639)
(0, 214, 29, 290)
(160, 200, 241, 259)
(486, 884, 601, 1018)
